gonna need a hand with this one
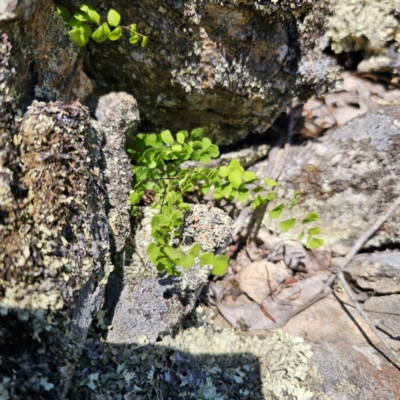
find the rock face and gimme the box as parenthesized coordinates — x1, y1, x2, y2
(75, 0, 335, 144)
(327, 0, 400, 74)
(0, 94, 139, 399)
(262, 105, 400, 255)
(106, 204, 233, 345)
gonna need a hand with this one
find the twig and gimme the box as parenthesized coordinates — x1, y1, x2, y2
(325, 193, 400, 366)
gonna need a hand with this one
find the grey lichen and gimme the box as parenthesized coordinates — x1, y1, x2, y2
(0, 101, 113, 398)
(72, 307, 323, 399)
(326, 0, 400, 74)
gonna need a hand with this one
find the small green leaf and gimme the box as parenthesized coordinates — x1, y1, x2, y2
(180, 254, 195, 269)
(80, 5, 100, 24)
(201, 137, 212, 150)
(144, 134, 157, 147)
(279, 218, 296, 233)
(290, 191, 301, 209)
(200, 253, 214, 266)
(306, 237, 324, 249)
(266, 191, 275, 201)
(147, 243, 161, 264)
(141, 35, 148, 47)
(200, 185, 210, 195)
(251, 195, 266, 210)
(129, 191, 140, 204)
(302, 212, 319, 224)
(219, 166, 229, 178)
(206, 144, 219, 158)
(237, 188, 249, 203)
(129, 34, 139, 44)
(107, 9, 121, 27)
(264, 178, 278, 187)
(73, 11, 90, 22)
(70, 25, 92, 46)
(108, 27, 123, 41)
(191, 128, 203, 140)
(228, 170, 242, 189)
(164, 246, 184, 262)
(269, 204, 285, 219)
(156, 257, 172, 272)
(297, 230, 305, 241)
(68, 17, 82, 28)
(172, 144, 182, 152)
(92, 23, 111, 43)
(177, 202, 190, 211)
(252, 186, 264, 193)
(189, 244, 201, 256)
(171, 210, 183, 226)
(308, 227, 321, 236)
(161, 130, 174, 145)
(200, 154, 211, 164)
(211, 255, 229, 276)
(130, 24, 137, 34)
(176, 132, 186, 144)
(57, 6, 71, 22)
(228, 159, 244, 174)
(242, 171, 256, 182)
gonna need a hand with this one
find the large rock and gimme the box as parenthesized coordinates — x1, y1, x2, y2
(262, 106, 400, 255)
(326, 0, 400, 74)
(106, 204, 233, 345)
(0, 94, 139, 399)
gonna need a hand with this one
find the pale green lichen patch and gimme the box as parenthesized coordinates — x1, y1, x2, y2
(72, 307, 321, 399)
(0, 101, 112, 398)
(327, 0, 400, 58)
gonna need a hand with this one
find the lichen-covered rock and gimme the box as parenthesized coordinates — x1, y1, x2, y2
(1, 0, 91, 107)
(259, 106, 400, 255)
(326, 0, 400, 74)
(0, 101, 111, 398)
(72, 308, 325, 400)
(93, 92, 140, 254)
(106, 204, 233, 345)
(74, 0, 336, 144)
(0, 95, 137, 399)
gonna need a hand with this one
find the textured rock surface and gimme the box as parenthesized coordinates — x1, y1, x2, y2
(75, 0, 336, 144)
(0, 93, 138, 398)
(326, 0, 400, 74)
(0, 101, 111, 399)
(106, 204, 233, 344)
(260, 106, 400, 255)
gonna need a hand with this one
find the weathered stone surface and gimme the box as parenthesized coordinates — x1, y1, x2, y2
(345, 251, 400, 295)
(0, 0, 92, 110)
(93, 92, 140, 254)
(261, 106, 400, 255)
(327, 0, 400, 75)
(0, 93, 138, 398)
(75, 0, 336, 144)
(0, 101, 111, 399)
(106, 204, 233, 344)
(282, 290, 400, 399)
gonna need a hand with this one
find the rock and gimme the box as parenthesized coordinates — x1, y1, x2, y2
(106, 204, 233, 344)
(78, 0, 336, 144)
(326, 0, 400, 75)
(345, 251, 400, 295)
(260, 106, 400, 255)
(0, 95, 139, 398)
